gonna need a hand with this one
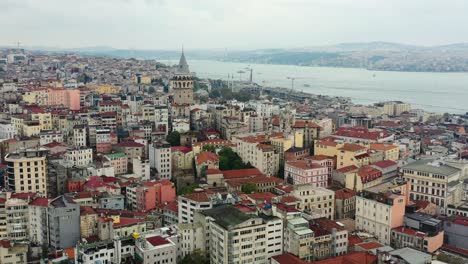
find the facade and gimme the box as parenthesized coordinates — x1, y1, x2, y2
(48, 196, 81, 249)
(285, 160, 328, 187)
(199, 205, 281, 264)
(5, 198, 29, 242)
(28, 197, 49, 246)
(355, 191, 406, 245)
(291, 185, 335, 219)
(402, 160, 463, 213)
(0, 240, 28, 264)
(65, 148, 93, 167)
(149, 141, 172, 179)
(5, 147, 48, 194)
(284, 217, 315, 261)
(236, 135, 280, 176)
(334, 188, 356, 220)
(178, 191, 213, 224)
(134, 234, 177, 264)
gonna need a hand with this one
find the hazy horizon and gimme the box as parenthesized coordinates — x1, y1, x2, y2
(2, 0, 468, 50)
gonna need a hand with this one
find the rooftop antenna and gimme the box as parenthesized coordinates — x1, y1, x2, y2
(16, 41, 21, 49)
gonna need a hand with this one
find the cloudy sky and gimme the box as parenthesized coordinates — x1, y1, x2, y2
(1, 0, 467, 50)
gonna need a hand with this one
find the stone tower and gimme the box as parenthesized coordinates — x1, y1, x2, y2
(170, 48, 194, 105)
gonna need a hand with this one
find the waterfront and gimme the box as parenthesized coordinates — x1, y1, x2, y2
(165, 59, 468, 114)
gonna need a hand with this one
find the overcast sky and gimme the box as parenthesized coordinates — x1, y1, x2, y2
(2, 0, 468, 50)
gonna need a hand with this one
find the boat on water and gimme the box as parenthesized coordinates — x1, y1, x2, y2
(303, 84, 311, 87)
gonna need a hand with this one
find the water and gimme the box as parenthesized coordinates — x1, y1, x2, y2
(164, 59, 468, 114)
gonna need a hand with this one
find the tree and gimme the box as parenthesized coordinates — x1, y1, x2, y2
(178, 184, 200, 195)
(202, 144, 217, 153)
(241, 183, 257, 194)
(179, 249, 209, 264)
(166, 131, 181, 146)
(218, 147, 254, 170)
(148, 86, 156, 94)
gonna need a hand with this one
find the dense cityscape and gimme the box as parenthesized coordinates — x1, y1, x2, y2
(0, 47, 467, 264)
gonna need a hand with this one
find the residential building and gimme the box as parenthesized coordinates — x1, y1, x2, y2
(284, 217, 314, 261)
(134, 233, 177, 264)
(401, 159, 463, 213)
(48, 196, 81, 249)
(355, 190, 406, 245)
(0, 240, 28, 264)
(5, 147, 48, 194)
(335, 188, 357, 220)
(178, 191, 213, 224)
(5, 198, 29, 242)
(291, 184, 335, 219)
(285, 160, 328, 187)
(149, 141, 172, 179)
(28, 197, 49, 246)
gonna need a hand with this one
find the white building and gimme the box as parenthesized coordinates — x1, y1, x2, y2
(149, 141, 172, 179)
(28, 197, 49, 246)
(0, 123, 18, 139)
(72, 125, 87, 147)
(134, 234, 177, 264)
(172, 118, 190, 133)
(178, 191, 213, 224)
(133, 157, 150, 180)
(65, 148, 93, 167)
(5, 198, 29, 242)
(39, 131, 64, 145)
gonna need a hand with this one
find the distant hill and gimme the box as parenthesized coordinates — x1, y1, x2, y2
(6, 41, 468, 72)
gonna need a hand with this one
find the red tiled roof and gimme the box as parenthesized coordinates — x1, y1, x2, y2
(222, 168, 262, 179)
(182, 191, 210, 203)
(233, 204, 256, 213)
(348, 234, 363, 247)
(280, 196, 299, 203)
(272, 253, 307, 264)
(372, 160, 397, 168)
(146, 236, 171, 247)
(113, 217, 145, 228)
(11, 192, 36, 200)
(393, 226, 426, 237)
(29, 197, 49, 207)
(335, 188, 357, 199)
(357, 166, 382, 183)
(314, 217, 345, 232)
(292, 120, 321, 128)
(275, 202, 300, 213)
(0, 240, 11, 248)
(206, 168, 222, 174)
(192, 139, 231, 147)
(196, 151, 219, 165)
(43, 141, 66, 148)
(370, 143, 398, 151)
(356, 241, 383, 250)
(312, 252, 378, 264)
(225, 175, 283, 188)
(339, 143, 366, 152)
(442, 244, 468, 256)
(336, 165, 358, 173)
(334, 127, 390, 141)
(247, 192, 277, 203)
(80, 206, 97, 216)
(171, 146, 192, 153)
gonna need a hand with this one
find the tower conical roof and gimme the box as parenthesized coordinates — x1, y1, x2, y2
(178, 47, 190, 73)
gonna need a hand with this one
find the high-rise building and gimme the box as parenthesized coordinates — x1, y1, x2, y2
(5, 147, 48, 194)
(48, 196, 81, 249)
(149, 141, 172, 179)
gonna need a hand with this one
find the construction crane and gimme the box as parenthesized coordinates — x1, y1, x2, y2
(286, 76, 315, 93)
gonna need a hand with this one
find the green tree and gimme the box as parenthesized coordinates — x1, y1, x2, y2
(178, 184, 200, 195)
(218, 147, 254, 170)
(148, 86, 156, 94)
(202, 144, 217, 153)
(241, 183, 258, 194)
(166, 131, 181, 146)
(179, 249, 209, 264)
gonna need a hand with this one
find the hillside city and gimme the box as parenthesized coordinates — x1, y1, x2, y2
(0, 48, 467, 264)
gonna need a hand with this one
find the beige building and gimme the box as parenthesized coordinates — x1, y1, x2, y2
(401, 160, 463, 213)
(0, 240, 28, 264)
(291, 184, 335, 219)
(5, 198, 29, 242)
(236, 135, 280, 176)
(355, 191, 406, 245)
(284, 217, 315, 261)
(5, 147, 48, 194)
(383, 101, 411, 116)
(370, 143, 399, 161)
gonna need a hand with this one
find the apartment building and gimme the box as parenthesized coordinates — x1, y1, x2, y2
(149, 141, 172, 179)
(178, 191, 213, 224)
(198, 205, 283, 264)
(285, 160, 328, 187)
(5, 147, 48, 194)
(291, 184, 335, 219)
(401, 159, 463, 213)
(48, 196, 81, 249)
(334, 188, 357, 220)
(5, 198, 29, 242)
(104, 152, 128, 175)
(284, 217, 314, 261)
(64, 147, 93, 167)
(355, 190, 406, 245)
(28, 197, 49, 246)
(72, 125, 87, 147)
(236, 135, 279, 176)
(370, 143, 400, 161)
(134, 233, 177, 264)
